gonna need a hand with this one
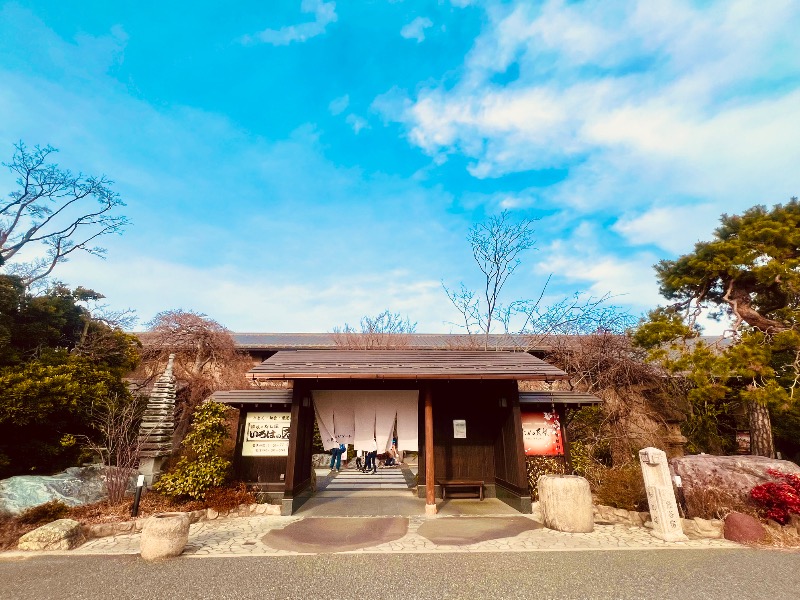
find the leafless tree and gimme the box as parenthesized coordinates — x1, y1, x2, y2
(332, 310, 417, 349)
(444, 211, 633, 350)
(0, 142, 128, 287)
(138, 310, 251, 442)
(82, 394, 148, 505)
(444, 211, 536, 347)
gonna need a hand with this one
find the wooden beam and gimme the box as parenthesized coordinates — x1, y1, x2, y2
(424, 385, 436, 514)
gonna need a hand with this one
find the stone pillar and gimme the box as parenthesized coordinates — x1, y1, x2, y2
(639, 447, 688, 542)
(137, 354, 177, 486)
(538, 475, 593, 533)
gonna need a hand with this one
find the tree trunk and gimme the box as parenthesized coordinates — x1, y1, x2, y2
(747, 400, 774, 457)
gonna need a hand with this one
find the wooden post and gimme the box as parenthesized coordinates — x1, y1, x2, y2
(424, 385, 437, 515)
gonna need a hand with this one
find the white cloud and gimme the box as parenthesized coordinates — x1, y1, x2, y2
(379, 0, 800, 219)
(328, 94, 349, 115)
(400, 17, 433, 42)
(242, 0, 337, 46)
(53, 253, 453, 333)
(613, 204, 724, 254)
(345, 113, 369, 134)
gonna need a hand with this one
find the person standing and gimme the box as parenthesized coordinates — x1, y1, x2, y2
(367, 438, 378, 474)
(329, 444, 340, 472)
(336, 442, 346, 471)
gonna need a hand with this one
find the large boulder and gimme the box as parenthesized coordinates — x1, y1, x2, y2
(0, 466, 109, 516)
(724, 511, 765, 543)
(670, 455, 800, 510)
(17, 519, 85, 551)
(538, 475, 594, 533)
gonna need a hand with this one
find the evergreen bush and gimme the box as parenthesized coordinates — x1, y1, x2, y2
(153, 401, 231, 500)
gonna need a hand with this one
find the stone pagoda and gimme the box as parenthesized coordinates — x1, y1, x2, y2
(137, 354, 177, 485)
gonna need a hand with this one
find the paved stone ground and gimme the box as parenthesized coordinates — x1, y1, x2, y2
(54, 511, 739, 558)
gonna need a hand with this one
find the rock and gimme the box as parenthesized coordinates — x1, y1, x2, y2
(134, 519, 145, 532)
(254, 504, 267, 515)
(311, 453, 331, 468)
(538, 475, 593, 533)
(670, 455, 800, 512)
(531, 501, 542, 523)
(140, 512, 190, 560)
(206, 508, 218, 520)
(0, 466, 120, 516)
(17, 519, 85, 551)
(724, 511, 765, 543)
(90, 523, 115, 538)
(592, 504, 649, 527)
(790, 514, 800, 534)
(681, 517, 723, 539)
(114, 521, 135, 535)
(263, 504, 281, 516)
(188, 510, 205, 524)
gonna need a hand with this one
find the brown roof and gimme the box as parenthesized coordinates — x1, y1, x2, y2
(211, 389, 292, 404)
(249, 350, 567, 381)
(519, 391, 602, 405)
(233, 332, 547, 351)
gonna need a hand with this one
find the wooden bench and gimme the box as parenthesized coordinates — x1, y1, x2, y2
(437, 479, 484, 501)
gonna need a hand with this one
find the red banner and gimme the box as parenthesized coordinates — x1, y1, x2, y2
(521, 411, 564, 456)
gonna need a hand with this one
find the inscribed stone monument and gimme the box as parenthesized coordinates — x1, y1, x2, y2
(639, 447, 688, 542)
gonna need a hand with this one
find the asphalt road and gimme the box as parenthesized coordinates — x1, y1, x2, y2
(1, 549, 798, 600)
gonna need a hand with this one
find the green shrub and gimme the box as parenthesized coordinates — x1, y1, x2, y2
(153, 401, 231, 500)
(18, 500, 70, 525)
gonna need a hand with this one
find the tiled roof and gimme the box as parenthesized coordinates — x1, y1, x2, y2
(519, 390, 602, 404)
(232, 332, 551, 351)
(249, 349, 568, 381)
(210, 389, 292, 404)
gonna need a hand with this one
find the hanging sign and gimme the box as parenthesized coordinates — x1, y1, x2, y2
(453, 419, 467, 439)
(242, 412, 291, 457)
(521, 411, 563, 456)
(736, 430, 751, 455)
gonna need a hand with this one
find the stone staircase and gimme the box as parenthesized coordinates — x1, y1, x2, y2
(321, 466, 412, 493)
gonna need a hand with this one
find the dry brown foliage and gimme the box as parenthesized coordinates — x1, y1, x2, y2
(137, 310, 252, 442)
(203, 484, 257, 512)
(332, 310, 416, 349)
(591, 462, 648, 511)
(681, 476, 760, 520)
(546, 333, 689, 463)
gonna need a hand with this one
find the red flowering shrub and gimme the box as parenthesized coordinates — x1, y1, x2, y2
(750, 469, 800, 525)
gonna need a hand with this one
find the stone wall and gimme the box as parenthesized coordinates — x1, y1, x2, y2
(82, 503, 282, 539)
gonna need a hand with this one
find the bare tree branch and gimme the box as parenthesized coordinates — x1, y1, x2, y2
(0, 142, 128, 286)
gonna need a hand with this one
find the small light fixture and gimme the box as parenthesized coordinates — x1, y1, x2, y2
(499, 397, 508, 408)
(302, 396, 310, 407)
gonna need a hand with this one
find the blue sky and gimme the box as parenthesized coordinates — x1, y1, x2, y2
(1, 0, 799, 333)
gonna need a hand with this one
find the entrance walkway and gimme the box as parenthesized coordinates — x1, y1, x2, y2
(64, 514, 740, 557)
(298, 465, 422, 517)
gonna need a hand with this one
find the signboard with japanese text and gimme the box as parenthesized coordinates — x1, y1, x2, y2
(521, 411, 564, 456)
(453, 420, 467, 439)
(241, 412, 291, 457)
